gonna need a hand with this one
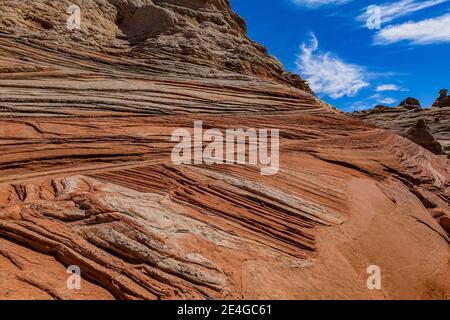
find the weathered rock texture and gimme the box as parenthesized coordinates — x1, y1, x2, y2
(400, 97, 421, 110)
(406, 120, 444, 155)
(433, 89, 450, 109)
(0, 1, 449, 300)
(352, 102, 450, 156)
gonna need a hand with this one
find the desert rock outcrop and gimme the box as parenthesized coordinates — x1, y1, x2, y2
(433, 89, 450, 109)
(399, 97, 421, 110)
(352, 96, 450, 156)
(0, 1, 449, 300)
(406, 120, 444, 155)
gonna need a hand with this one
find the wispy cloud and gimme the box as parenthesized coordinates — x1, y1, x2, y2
(290, 0, 352, 8)
(347, 94, 397, 111)
(357, 0, 448, 25)
(379, 97, 397, 104)
(376, 84, 402, 91)
(295, 33, 369, 99)
(374, 13, 450, 45)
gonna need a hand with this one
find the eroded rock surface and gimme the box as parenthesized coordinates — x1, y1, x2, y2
(400, 97, 421, 110)
(433, 89, 450, 109)
(0, 1, 449, 300)
(352, 103, 450, 156)
(406, 120, 444, 155)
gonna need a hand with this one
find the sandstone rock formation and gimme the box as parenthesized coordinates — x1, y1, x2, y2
(399, 97, 421, 110)
(433, 89, 450, 109)
(0, 1, 449, 300)
(352, 100, 450, 157)
(406, 120, 444, 155)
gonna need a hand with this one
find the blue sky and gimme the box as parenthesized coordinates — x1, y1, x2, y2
(229, 0, 450, 111)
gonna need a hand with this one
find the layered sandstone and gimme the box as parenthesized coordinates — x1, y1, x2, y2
(0, 0, 449, 300)
(405, 120, 444, 155)
(352, 101, 450, 156)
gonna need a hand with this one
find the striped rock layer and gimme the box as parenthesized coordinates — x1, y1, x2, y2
(0, 0, 449, 299)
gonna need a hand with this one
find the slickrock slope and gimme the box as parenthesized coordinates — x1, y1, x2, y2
(352, 103, 450, 156)
(0, 1, 449, 300)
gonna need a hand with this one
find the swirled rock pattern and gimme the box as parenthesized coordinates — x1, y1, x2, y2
(352, 105, 450, 156)
(0, 0, 449, 300)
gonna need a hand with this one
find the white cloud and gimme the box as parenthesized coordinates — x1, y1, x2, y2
(376, 84, 401, 91)
(379, 97, 397, 104)
(348, 101, 371, 111)
(374, 13, 450, 44)
(290, 0, 352, 8)
(295, 33, 369, 99)
(358, 0, 448, 25)
(369, 94, 397, 105)
(347, 95, 397, 111)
